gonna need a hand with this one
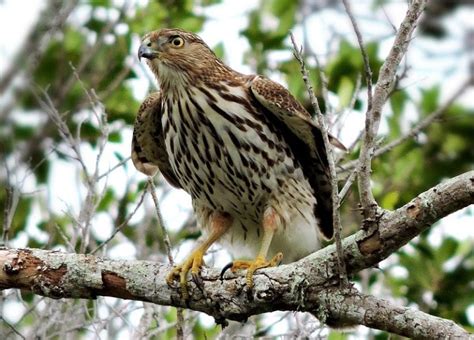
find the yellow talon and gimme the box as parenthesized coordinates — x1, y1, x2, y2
(166, 212, 233, 299)
(166, 248, 205, 299)
(221, 208, 284, 288)
(229, 252, 283, 288)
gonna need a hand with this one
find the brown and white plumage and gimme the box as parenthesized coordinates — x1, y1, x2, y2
(132, 92, 181, 187)
(133, 28, 340, 293)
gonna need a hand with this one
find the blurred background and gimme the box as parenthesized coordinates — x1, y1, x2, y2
(0, 0, 473, 338)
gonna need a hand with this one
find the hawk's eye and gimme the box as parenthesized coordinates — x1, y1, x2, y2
(170, 36, 184, 48)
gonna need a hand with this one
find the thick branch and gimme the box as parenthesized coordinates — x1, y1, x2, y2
(1, 171, 472, 337)
(319, 289, 470, 339)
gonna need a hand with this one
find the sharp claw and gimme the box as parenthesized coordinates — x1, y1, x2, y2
(192, 272, 204, 291)
(220, 262, 234, 281)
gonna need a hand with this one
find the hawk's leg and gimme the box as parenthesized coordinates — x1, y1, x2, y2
(166, 212, 232, 299)
(226, 207, 283, 288)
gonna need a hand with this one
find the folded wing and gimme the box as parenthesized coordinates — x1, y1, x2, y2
(250, 76, 335, 239)
(132, 92, 181, 188)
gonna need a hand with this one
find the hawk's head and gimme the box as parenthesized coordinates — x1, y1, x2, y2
(138, 28, 227, 86)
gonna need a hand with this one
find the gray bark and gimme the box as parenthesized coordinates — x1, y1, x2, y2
(1, 171, 473, 339)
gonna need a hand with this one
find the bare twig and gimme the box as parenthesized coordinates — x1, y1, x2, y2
(356, 0, 427, 218)
(91, 185, 148, 255)
(290, 32, 348, 286)
(1, 317, 26, 340)
(339, 79, 470, 173)
(147, 177, 185, 339)
(1, 182, 19, 246)
(97, 156, 132, 181)
(147, 179, 173, 264)
(0, 0, 78, 97)
(342, 0, 373, 112)
(338, 168, 358, 203)
(70, 63, 111, 253)
(31, 86, 88, 175)
(373, 80, 470, 156)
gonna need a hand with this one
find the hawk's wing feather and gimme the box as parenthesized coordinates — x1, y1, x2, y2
(132, 92, 182, 188)
(250, 75, 335, 239)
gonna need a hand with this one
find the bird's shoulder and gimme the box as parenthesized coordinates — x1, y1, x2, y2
(248, 75, 319, 151)
(132, 91, 182, 188)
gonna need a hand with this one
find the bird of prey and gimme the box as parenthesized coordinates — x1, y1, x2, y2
(133, 28, 343, 297)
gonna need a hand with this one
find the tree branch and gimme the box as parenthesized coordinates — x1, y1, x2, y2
(339, 78, 471, 173)
(1, 171, 472, 337)
(319, 289, 470, 339)
(357, 0, 427, 217)
(342, 0, 373, 112)
(289, 32, 348, 286)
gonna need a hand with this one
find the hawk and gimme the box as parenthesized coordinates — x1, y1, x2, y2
(133, 28, 343, 297)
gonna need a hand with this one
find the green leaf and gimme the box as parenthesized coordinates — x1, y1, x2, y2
(108, 131, 122, 143)
(437, 237, 459, 263)
(13, 125, 35, 139)
(381, 191, 400, 210)
(420, 85, 440, 115)
(213, 42, 225, 60)
(327, 331, 349, 340)
(178, 16, 205, 32)
(89, 0, 110, 7)
(97, 188, 116, 212)
(390, 90, 409, 117)
(337, 76, 354, 108)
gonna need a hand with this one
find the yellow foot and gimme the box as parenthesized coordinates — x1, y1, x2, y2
(166, 249, 205, 299)
(222, 253, 283, 288)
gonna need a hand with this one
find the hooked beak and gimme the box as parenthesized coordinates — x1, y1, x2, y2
(138, 43, 157, 61)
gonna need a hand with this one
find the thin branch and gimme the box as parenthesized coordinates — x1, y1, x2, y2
(1, 171, 472, 337)
(1, 184, 20, 246)
(91, 184, 148, 255)
(356, 0, 427, 218)
(372, 80, 470, 156)
(339, 79, 470, 173)
(147, 179, 174, 265)
(0, 316, 26, 340)
(69, 63, 110, 253)
(0, 0, 78, 97)
(289, 32, 348, 286)
(338, 168, 358, 203)
(342, 0, 373, 112)
(147, 178, 184, 339)
(97, 156, 131, 181)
